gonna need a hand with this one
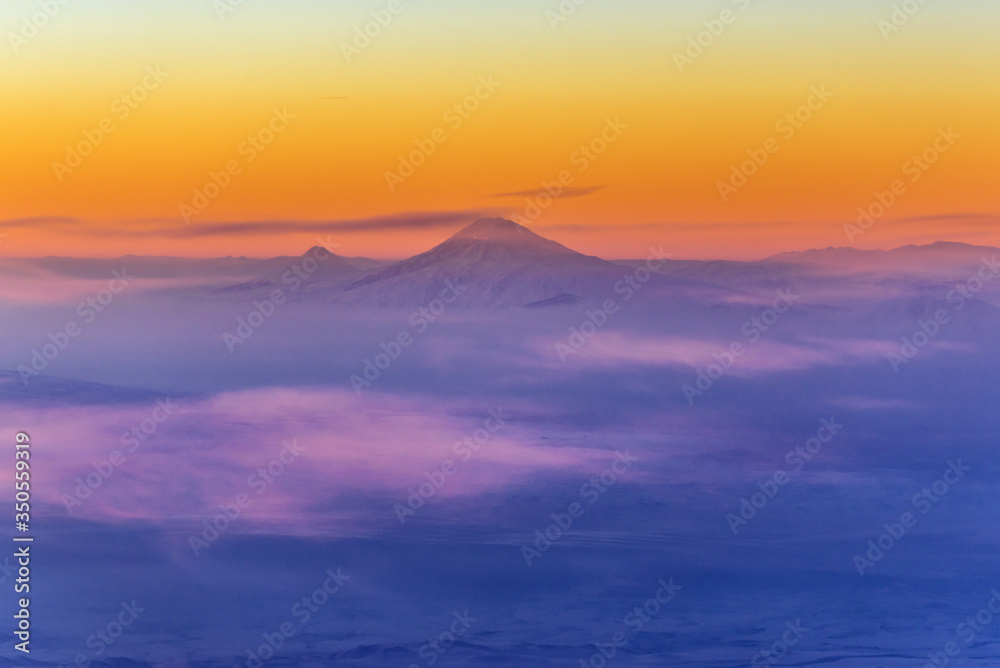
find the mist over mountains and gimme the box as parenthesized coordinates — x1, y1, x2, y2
(2, 219, 1000, 666)
(4, 218, 998, 310)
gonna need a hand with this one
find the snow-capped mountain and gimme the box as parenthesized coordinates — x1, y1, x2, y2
(331, 218, 651, 309)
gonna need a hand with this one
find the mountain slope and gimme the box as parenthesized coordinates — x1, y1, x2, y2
(218, 246, 367, 295)
(631, 241, 1000, 306)
(331, 218, 648, 308)
(763, 241, 999, 276)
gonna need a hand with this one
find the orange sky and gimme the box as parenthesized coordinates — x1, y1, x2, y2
(0, 0, 998, 260)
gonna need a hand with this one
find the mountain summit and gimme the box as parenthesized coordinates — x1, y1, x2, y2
(452, 217, 524, 240)
(450, 218, 567, 249)
(435, 218, 590, 260)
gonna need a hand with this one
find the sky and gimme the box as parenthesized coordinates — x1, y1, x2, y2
(0, 0, 998, 260)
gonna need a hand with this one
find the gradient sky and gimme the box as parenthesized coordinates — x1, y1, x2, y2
(1, 0, 998, 259)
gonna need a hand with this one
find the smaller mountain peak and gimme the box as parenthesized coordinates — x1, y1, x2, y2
(303, 245, 342, 259)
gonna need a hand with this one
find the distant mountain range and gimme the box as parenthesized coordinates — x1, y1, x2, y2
(2, 219, 997, 309)
(194, 217, 716, 308)
(622, 238, 1000, 299)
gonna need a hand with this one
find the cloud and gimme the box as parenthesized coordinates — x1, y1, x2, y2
(0, 210, 501, 240)
(538, 333, 898, 375)
(152, 211, 499, 239)
(2, 388, 612, 535)
(546, 213, 1000, 237)
(894, 212, 1000, 225)
(0, 215, 84, 230)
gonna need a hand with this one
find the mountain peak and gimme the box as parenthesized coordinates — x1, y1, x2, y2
(300, 245, 358, 267)
(447, 217, 579, 255)
(452, 218, 532, 242)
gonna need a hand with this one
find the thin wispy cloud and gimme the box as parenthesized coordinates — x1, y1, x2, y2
(895, 212, 1000, 225)
(0, 210, 501, 239)
(0, 216, 84, 230)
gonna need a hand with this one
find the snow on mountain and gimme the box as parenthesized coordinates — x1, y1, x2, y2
(330, 218, 647, 309)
